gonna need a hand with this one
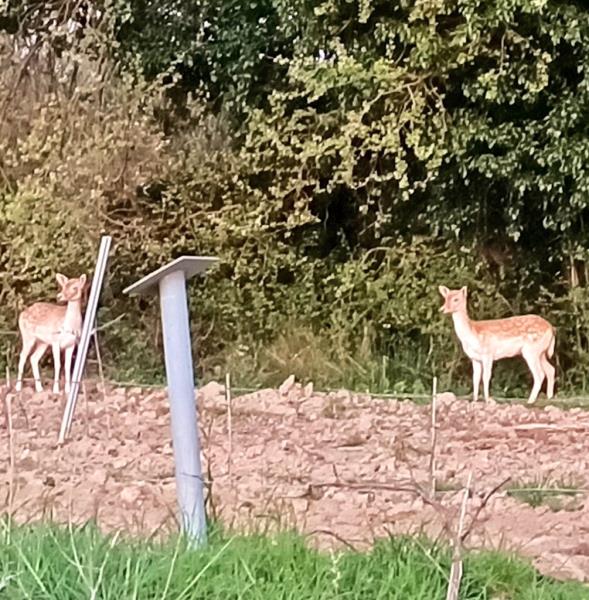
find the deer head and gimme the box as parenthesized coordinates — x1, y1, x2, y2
(438, 285, 468, 314)
(56, 273, 87, 303)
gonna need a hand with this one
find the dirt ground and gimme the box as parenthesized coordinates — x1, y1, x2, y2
(1, 379, 589, 584)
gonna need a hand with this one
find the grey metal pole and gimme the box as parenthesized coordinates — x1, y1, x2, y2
(158, 269, 207, 547)
(124, 255, 216, 545)
(58, 235, 112, 444)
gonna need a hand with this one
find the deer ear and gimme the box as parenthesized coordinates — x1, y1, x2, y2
(79, 274, 87, 287)
(460, 286, 468, 298)
(56, 273, 68, 287)
(438, 285, 449, 298)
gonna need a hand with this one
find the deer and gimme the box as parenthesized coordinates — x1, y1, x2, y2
(15, 273, 87, 395)
(438, 286, 555, 404)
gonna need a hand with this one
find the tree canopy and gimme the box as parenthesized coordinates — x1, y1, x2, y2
(2, 0, 589, 393)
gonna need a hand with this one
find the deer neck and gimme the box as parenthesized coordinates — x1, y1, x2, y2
(451, 309, 477, 346)
(63, 298, 83, 333)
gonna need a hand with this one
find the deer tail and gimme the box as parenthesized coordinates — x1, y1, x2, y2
(547, 327, 556, 359)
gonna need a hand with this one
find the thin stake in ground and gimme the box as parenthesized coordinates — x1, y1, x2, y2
(3, 385, 16, 517)
(429, 376, 438, 497)
(226, 372, 233, 480)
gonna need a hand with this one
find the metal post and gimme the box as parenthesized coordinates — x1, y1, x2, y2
(58, 235, 112, 444)
(158, 269, 207, 546)
(124, 256, 217, 548)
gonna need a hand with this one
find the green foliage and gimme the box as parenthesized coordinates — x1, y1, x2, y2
(0, 522, 586, 598)
(3, 0, 589, 396)
(229, 0, 589, 253)
(114, 0, 300, 124)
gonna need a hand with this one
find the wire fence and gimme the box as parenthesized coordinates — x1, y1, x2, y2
(88, 377, 589, 408)
(4, 317, 589, 406)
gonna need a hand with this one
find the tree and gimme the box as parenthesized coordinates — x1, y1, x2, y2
(114, 0, 300, 124)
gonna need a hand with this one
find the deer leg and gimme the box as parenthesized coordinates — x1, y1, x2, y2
(16, 337, 35, 392)
(52, 343, 61, 394)
(482, 357, 494, 401)
(472, 360, 482, 402)
(523, 350, 546, 405)
(64, 346, 74, 394)
(29, 343, 49, 393)
(540, 352, 555, 400)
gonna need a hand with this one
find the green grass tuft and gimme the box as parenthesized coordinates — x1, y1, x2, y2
(0, 522, 585, 599)
(506, 478, 585, 512)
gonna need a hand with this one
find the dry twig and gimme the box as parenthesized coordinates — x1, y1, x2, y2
(446, 471, 473, 600)
(461, 476, 511, 544)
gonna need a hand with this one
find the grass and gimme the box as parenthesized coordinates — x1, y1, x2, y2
(506, 478, 585, 512)
(0, 521, 586, 599)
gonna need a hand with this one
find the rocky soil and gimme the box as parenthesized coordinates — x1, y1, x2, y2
(1, 379, 589, 583)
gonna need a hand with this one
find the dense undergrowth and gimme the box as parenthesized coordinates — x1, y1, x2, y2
(3, 2, 589, 397)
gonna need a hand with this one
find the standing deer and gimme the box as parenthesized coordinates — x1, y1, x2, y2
(438, 286, 555, 404)
(15, 273, 87, 394)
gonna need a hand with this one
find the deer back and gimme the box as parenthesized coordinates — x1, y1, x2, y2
(19, 302, 70, 345)
(470, 315, 554, 359)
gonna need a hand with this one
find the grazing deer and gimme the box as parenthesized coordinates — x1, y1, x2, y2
(15, 273, 87, 394)
(438, 286, 555, 404)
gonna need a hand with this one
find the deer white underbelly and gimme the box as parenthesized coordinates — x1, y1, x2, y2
(491, 338, 524, 360)
(57, 330, 79, 348)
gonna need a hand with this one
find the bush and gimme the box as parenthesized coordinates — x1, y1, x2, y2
(2, 3, 589, 398)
